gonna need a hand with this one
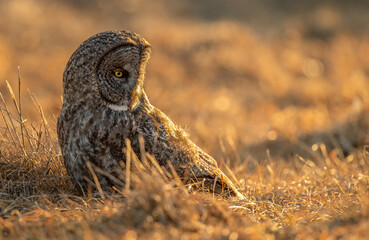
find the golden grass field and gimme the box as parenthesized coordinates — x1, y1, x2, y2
(1, 0, 369, 239)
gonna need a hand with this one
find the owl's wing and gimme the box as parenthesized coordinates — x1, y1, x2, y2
(141, 106, 244, 199)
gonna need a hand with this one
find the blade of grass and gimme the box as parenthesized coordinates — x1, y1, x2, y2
(124, 139, 132, 192)
(86, 161, 105, 200)
(17, 67, 25, 149)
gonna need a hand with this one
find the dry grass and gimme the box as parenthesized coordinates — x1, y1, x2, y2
(1, 0, 369, 239)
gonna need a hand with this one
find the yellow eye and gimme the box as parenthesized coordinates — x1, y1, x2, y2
(114, 69, 123, 78)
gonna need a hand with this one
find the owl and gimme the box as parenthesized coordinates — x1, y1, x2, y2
(57, 30, 244, 199)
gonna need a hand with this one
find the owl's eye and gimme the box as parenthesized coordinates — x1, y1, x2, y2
(113, 69, 129, 78)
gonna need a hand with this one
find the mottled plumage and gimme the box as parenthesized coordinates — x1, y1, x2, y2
(57, 30, 244, 199)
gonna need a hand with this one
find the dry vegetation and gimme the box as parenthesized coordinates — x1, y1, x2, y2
(1, 0, 369, 239)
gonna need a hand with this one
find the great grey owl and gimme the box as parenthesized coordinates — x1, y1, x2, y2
(57, 30, 244, 199)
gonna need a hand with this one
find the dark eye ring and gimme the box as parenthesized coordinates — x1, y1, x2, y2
(114, 69, 129, 78)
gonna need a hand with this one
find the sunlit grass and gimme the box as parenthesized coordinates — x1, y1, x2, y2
(1, 1, 369, 238)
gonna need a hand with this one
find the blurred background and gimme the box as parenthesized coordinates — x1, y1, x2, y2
(1, 0, 369, 161)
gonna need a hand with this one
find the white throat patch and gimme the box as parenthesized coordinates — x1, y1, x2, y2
(107, 104, 128, 111)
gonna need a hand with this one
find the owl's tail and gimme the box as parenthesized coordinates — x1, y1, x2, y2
(211, 168, 246, 200)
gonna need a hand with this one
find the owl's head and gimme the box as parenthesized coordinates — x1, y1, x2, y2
(63, 30, 151, 110)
